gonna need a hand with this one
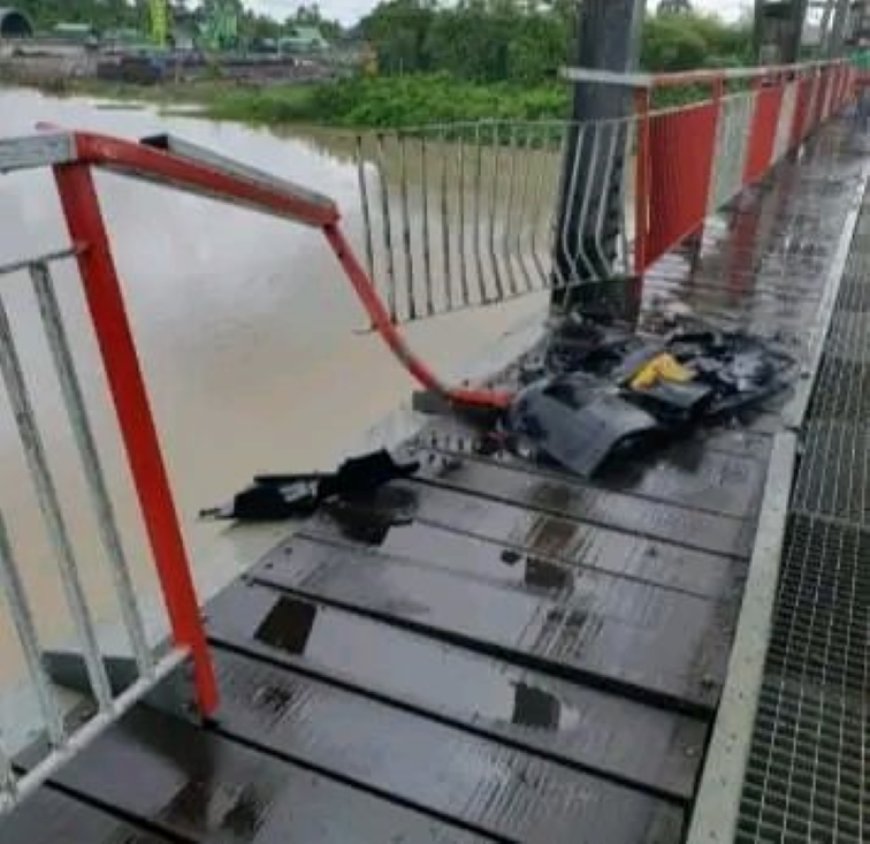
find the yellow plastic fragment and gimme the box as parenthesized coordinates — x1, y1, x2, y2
(629, 353, 694, 390)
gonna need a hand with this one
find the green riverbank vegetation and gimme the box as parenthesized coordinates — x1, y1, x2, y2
(3, 2, 753, 128)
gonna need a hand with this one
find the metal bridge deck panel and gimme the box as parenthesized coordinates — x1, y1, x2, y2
(4, 120, 866, 844)
(309, 491, 743, 600)
(16, 707, 489, 844)
(0, 790, 173, 844)
(209, 649, 684, 843)
(251, 531, 737, 713)
(414, 450, 757, 558)
(206, 581, 706, 800)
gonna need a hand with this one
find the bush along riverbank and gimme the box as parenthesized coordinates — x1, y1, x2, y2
(2, 67, 730, 131)
(1, 70, 570, 128)
(203, 74, 570, 127)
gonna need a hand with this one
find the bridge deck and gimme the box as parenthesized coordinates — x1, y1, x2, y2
(0, 119, 866, 844)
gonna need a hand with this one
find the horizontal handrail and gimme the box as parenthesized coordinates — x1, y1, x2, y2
(0, 244, 84, 279)
(562, 57, 849, 90)
(0, 130, 338, 228)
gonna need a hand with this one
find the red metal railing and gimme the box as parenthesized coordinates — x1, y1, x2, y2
(632, 60, 854, 272)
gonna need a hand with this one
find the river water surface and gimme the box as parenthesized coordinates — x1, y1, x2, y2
(0, 88, 544, 715)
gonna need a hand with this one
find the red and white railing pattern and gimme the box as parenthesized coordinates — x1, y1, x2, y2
(628, 61, 855, 271)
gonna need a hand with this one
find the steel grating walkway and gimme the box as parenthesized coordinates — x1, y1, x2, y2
(736, 190, 870, 843)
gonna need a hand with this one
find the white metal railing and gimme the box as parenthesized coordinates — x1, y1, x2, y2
(355, 118, 634, 324)
(0, 246, 190, 812)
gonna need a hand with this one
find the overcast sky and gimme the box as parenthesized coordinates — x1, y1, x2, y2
(245, 0, 752, 26)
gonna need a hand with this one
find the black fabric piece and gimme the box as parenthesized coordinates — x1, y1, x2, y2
(203, 450, 420, 522)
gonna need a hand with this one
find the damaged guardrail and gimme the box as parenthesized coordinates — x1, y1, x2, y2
(355, 60, 854, 327)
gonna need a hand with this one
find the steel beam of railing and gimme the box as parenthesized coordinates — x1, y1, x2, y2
(30, 261, 152, 677)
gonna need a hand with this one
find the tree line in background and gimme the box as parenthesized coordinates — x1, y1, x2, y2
(358, 0, 753, 82)
(11, 0, 343, 43)
(14, 0, 752, 80)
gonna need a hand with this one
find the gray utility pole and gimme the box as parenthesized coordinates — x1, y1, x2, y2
(824, 0, 852, 56)
(754, 0, 810, 64)
(553, 0, 644, 294)
(814, 0, 851, 56)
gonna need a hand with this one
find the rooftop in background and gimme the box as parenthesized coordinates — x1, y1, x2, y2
(280, 25, 330, 51)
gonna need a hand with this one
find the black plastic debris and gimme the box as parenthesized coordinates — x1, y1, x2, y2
(507, 374, 661, 478)
(202, 450, 420, 522)
(507, 318, 795, 477)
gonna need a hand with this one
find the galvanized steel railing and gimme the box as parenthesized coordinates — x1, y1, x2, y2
(356, 60, 855, 327)
(355, 119, 634, 324)
(0, 244, 189, 812)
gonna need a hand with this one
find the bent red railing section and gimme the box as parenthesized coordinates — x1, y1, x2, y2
(1, 128, 515, 715)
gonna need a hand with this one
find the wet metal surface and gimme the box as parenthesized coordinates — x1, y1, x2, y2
(251, 533, 735, 712)
(414, 451, 756, 558)
(421, 439, 767, 521)
(0, 789, 172, 843)
(315, 487, 744, 600)
(736, 189, 870, 843)
(211, 649, 684, 843)
(18, 707, 488, 843)
(207, 581, 707, 800)
(6, 117, 868, 844)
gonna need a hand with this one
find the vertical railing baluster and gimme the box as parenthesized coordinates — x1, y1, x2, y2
(473, 121, 487, 303)
(355, 135, 377, 306)
(510, 124, 532, 292)
(0, 513, 65, 746)
(0, 295, 112, 713)
(593, 121, 621, 277)
(457, 129, 470, 306)
(558, 123, 586, 289)
(398, 132, 415, 321)
(0, 745, 15, 808)
(439, 125, 453, 313)
(487, 122, 504, 300)
(30, 261, 152, 678)
(500, 123, 520, 297)
(619, 119, 634, 277)
(575, 121, 603, 282)
(544, 122, 571, 289)
(375, 133, 398, 323)
(420, 132, 434, 317)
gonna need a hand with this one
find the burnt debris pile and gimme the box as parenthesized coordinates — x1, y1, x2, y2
(506, 312, 794, 478)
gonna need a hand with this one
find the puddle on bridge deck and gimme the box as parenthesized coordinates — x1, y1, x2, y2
(0, 89, 545, 732)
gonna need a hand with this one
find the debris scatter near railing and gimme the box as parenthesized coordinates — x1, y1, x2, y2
(505, 312, 794, 478)
(210, 301, 795, 524)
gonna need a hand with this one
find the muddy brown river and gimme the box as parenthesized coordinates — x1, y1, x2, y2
(0, 88, 544, 721)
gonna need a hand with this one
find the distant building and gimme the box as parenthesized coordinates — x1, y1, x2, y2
(171, 12, 199, 51)
(0, 7, 33, 39)
(279, 26, 330, 53)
